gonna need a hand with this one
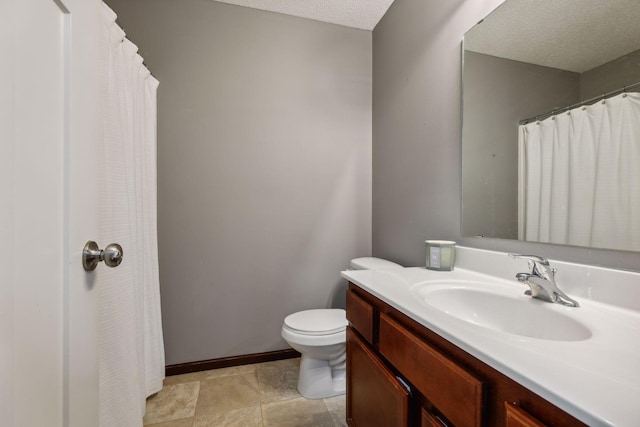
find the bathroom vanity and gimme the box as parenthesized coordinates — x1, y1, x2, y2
(342, 247, 640, 427)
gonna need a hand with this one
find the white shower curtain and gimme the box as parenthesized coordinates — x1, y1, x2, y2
(99, 3, 165, 426)
(518, 92, 640, 251)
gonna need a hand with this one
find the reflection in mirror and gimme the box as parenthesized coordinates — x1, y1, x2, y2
(462, 0, 640, 252)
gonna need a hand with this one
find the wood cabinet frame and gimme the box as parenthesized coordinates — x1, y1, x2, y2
(346, 284, 587, 427)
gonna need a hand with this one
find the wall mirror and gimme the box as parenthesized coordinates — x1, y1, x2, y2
(462, 0, 640, 252)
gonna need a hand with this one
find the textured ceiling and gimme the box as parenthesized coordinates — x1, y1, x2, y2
(465, 0, 640, 73)
(210, 0, 395, 30)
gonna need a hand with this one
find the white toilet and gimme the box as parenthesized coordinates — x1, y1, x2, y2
(281, 257, 403, 399)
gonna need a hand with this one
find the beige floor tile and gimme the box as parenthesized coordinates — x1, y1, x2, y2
(195, 373, 261, 418)
(256, 357, 300, 370)
(323, 395, 347, 427)
(145, 358, 339, 426)
(200, 364, 256, 380)
(143, 382, 200, 425)
(144, 418, 194, 427)
(256, 363, 301, 403)
(163, 371, 203, 386)
(262, 397, 334, 427)
(193, 405, 262, 427)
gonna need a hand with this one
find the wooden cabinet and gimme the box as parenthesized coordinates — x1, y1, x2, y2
(421, 408, 449, 427)
(379, 313, 483, 427)
(504, 402, 546, 427)
(346, 328, 409, 426)
(346, 289, 375, 344)
(346, 285, 587, 427)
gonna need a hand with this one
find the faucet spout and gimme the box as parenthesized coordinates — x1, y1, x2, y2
(520, 275, 580, 307)
(509, 254, 579, 308)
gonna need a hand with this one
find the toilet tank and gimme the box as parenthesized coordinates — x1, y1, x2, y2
(349, 257, 403, 270)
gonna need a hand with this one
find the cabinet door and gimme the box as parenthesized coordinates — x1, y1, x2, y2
(505, 402, 547, 427)
(421, 408, 449, 427)
(347, 327, 409, 427)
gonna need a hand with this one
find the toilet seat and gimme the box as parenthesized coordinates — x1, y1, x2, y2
(283, 309, 346, 336)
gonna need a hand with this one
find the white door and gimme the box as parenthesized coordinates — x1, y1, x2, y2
(2, 0, 103, 426)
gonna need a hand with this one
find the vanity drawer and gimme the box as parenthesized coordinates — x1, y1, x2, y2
(346, 289, 375, 344)
(379, 313, 483, 427)
(421, 408, 449, 427)
(504, 402, 546, 427)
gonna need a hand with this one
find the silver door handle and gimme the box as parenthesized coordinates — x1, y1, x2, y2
(82, 241, 123, 271)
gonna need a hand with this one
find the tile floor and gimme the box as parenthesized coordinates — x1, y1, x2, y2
(143, 358, 346, 427)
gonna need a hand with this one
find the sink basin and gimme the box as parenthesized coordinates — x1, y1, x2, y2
(411, 282, 591, 341)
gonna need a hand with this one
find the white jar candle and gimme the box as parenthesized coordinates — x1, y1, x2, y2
(425, 240, 456, 271)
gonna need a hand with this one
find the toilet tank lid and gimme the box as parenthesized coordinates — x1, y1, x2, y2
(349, 257, 403, 270)
(284, 309, 346, 335)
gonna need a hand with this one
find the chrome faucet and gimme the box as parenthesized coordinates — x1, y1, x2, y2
(508, 254, 579, 307)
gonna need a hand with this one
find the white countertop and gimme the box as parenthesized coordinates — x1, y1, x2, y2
(341, 247, 640, 427)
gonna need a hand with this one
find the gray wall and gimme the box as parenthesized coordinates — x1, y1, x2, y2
(372, 0, 640, 271)
(581, 48, 640, 99)
(462, 52, 580, 240)
(106, 0, 372, 365)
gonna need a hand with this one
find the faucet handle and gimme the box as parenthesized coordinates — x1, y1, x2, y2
(508, 254, 554, 278)
(507, 253, 549, 265)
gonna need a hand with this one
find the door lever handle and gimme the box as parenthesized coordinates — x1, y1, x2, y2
(82, 241, 123, 271)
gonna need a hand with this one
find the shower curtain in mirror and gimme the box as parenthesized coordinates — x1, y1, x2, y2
(99, 3, 165, 426)
(518, 92, 640, 252)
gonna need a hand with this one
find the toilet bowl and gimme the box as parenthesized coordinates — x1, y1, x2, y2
(281, 257, 403, 399)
